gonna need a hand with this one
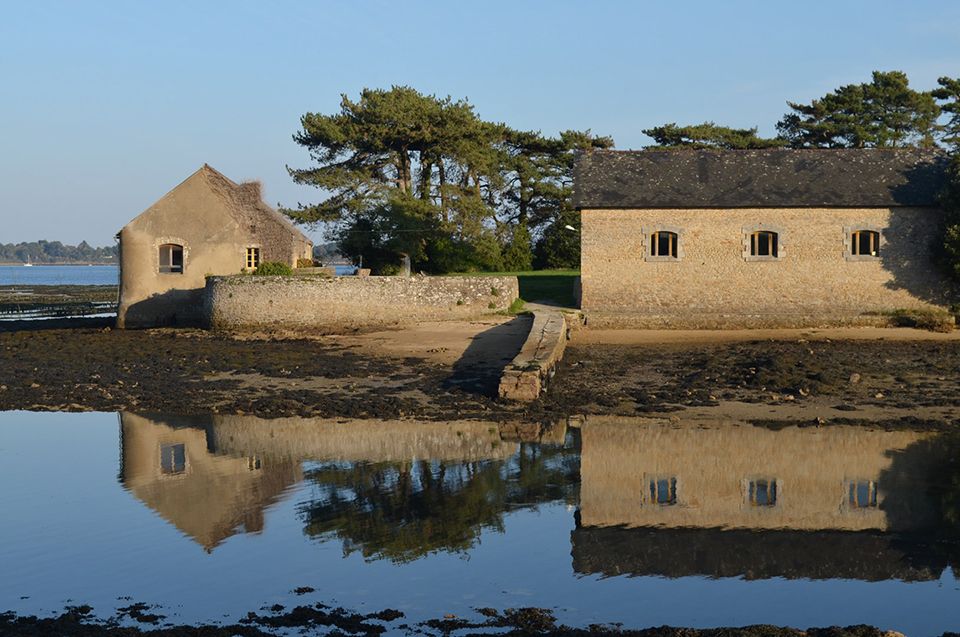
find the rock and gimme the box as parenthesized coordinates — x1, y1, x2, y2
(875, 392, 885, 399)
(849, 373, 862, 384)
(29, 382, 40, 389)
(784, 395, 795, 401)
(798, 387, 810, 396)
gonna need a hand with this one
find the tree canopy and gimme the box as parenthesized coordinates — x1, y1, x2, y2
(776, 71, 942, 149)
(643, 122, 785, 149)
(284, 86, 612, 274)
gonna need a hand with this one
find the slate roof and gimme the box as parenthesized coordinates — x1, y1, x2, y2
(573, 148, 949, 209)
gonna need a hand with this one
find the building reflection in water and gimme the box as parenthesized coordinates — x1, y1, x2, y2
(573, 416, 957, 581)
(119, 411, 958, 580)
(119, 412, 577, 558)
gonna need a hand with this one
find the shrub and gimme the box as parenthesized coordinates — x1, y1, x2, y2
(254, 261, 293, 276)
(296, 258, 315, 268)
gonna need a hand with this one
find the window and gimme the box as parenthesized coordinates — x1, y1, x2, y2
(750, 231, 779, 258)
(246, 247, 261, 270)
(850, 231, 879, 257)
(747, 478, 778, 507)
(248, 455, 262, 471)
(845, 227, 882, 261)
(160, 443, 186, 475)
(650, 231, 679, 258)
(643, 226, 684, 261)
(847, 480, 879, 509)
(158, 244, 183, 273)
(648, 476, 678, 505)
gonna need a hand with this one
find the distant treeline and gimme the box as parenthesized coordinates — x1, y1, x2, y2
(0, 240, 118, 264)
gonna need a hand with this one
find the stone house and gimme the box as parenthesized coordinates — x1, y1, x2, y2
(116, 165, 313, 327)
(574, 149, 952, 327)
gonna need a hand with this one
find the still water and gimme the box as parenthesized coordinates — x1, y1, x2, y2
(0, 264, 119, 286)
(1, 411, 958, 634)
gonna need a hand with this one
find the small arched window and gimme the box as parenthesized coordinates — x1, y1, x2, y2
(750, 231, 778, 258)
(850, 230, 880, 257)
(650, 230, 679, 258)
(159, 243, 184, 273)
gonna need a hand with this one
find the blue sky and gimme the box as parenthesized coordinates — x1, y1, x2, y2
(2, 0, 959, 245)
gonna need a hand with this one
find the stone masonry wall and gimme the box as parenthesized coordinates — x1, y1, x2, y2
(203, 275, 519, 331)
(581, 207, 957, 328)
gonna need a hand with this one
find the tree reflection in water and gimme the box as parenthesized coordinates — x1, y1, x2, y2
(297, 435, 580, 563)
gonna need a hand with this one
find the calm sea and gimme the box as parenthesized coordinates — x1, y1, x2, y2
(0, 265, 119, 286)
(1, 411, 958, 635)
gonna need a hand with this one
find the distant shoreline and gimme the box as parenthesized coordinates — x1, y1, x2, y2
(0, 262, 117, 266)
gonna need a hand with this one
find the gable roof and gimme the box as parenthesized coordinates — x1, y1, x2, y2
(197, 164, 310, 242)
(573, 148, 949, 209)
(123, 164, 311, 244)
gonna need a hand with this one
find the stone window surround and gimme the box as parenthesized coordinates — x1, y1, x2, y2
(843, 224, 884, 262)
(155, 237, 189, 275)
(641, 225, 685, 262)
(742, 224, 786, 262)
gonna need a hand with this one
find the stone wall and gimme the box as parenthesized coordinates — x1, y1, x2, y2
(203, 275, 519, 331)
(580, 207, 957, 328)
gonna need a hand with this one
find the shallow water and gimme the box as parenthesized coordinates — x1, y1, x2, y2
(0, 264, 119, 286)
(1, 411, 958, 635)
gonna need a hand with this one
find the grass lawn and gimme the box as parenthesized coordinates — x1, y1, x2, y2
(449, 270, 580, 307)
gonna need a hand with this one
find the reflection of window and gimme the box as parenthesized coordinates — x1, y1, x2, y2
(160, 443, 186, 475)
(248, 455, 262, 471)
(750, 231, 779, 258)
(648, 476, 678, 505)
(748, 479, 778, 507)
(848, 480, 879, 508)
(650, 231, 679, 259)
(158, 244, 183, 273)
(246, 247, 260, 270)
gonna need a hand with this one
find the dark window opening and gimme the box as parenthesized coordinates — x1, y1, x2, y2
(851, 230, 880, 257)
(650, 231, 679, 258)
(750, 231, 778, 258)
(159, 244, 184, 273)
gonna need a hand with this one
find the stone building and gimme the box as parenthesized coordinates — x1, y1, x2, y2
(116, 165, 313, 327)
(574, 149, 952, 327)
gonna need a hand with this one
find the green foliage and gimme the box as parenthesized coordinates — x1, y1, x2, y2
(253, 261, 293, 276)
(940, 154, 960, 282)
(777, 71, 941, 148)
(285, 86, 613, 274)
(501, 223, 532, 272)
(643, 122, 785, 149)
(505, 298, 526, 314)
(0, 240, 117, 264)
(933, 76, 960, 149)
(534, 209, 580, 269)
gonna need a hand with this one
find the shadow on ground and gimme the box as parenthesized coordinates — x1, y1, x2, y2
(444, 315, 532, 397)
